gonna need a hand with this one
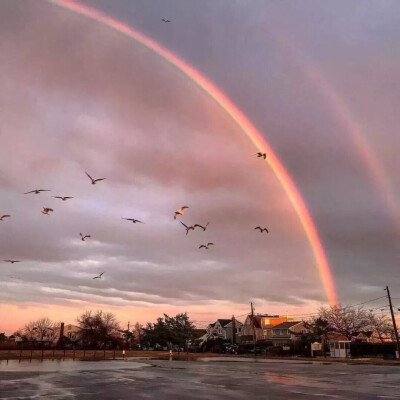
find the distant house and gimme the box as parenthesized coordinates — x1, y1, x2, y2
(53, 323, 81, 345)
(351, 331, 392, 344)
(352, 331, 374, 343)
(240, 314, 293, 344)
(271, 321, 307, 346)
(202, 319, 243, 344)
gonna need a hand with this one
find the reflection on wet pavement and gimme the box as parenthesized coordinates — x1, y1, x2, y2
(1, 358, 399, 399)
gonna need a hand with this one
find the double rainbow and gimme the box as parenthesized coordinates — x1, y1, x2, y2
(47, 0, 338, 305)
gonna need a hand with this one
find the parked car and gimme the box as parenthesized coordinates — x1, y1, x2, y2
(248, 346, 264, 355)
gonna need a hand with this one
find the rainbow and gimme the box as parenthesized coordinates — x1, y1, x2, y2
(277, 34, 398, 224)
(47, 0, 338, 305)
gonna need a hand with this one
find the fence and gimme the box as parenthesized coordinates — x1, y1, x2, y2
(350, 342, 396, 359)
(0, 348, 128, 361)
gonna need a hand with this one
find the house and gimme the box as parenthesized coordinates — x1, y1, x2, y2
(321, 332, 351, 358)
(202, 318, 243, 344)
(53, 323, 81, 344)
(352, 331, 374, 343)
(240, 314, 293, 344)
(351, 331, 392, 344)
(271, 321, 307, 346)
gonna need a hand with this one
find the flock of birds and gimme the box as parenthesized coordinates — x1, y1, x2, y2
(2, 99, 269, 282)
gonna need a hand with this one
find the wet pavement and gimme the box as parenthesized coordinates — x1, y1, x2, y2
(1, 358, 400, 399)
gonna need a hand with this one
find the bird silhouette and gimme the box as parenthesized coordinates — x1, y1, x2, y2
(194, 222, 210, 232)
(4, 260, 21, 264)
(93, 272, 104, 279)
(199, 242, 214, 249)
(53, 196, 74, 201)
(180, 221, 194, 235)
(255, 227, 269, 233)
(24, 189, 50, 195)
(80, 233, 91, 241)
(0, 215, 11, 221)
(85, 171, 106, 185)
(161, 18, 171, 23)
(254, 152, 267, 159)
(122, 218, 144, 224)
(41, 208, 54, 215)
(174, 206, 188, 220)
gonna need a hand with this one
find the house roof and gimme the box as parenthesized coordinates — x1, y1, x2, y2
(252, 316, 262, 329)
(224, 320, 243, 328)
(354, 331, 373, 338)
(217, 319, 235, 328)
(193, 329, 207, 338)
(325, 332, 349, 341)
(272, 321, 302, 330)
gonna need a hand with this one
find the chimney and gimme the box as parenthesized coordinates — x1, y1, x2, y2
(56, 322, 65, 348)
(58, 322, 65, 342)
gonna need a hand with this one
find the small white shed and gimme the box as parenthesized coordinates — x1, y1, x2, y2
(329, 340, 351, 358)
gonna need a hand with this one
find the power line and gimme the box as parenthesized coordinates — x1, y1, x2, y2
(349, 296, 387, 308)
(193, 295, 394, 328)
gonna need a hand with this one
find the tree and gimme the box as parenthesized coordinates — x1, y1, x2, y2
(142, 313, 197, 351)
(22, 318, 58, 342)
(77, 310, 121, 349)
(366, 311, 395, 342)
(142, 317, 172, 348)
(319, 305, 369, 339)
(134, 322, 144, 347)
(302, 317, 331, 342)
(165, 313, 197, 351)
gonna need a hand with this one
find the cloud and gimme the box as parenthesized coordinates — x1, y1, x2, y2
(1, 0, 399, 333)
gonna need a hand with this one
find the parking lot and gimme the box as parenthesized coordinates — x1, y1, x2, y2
(1, 357, 400, 399)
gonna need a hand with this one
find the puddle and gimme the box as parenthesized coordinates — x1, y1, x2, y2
(265, 371, 333, 389)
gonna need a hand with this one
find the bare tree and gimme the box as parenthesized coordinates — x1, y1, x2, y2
(77, 310, 121, 349)
(366, 311, 394, 342)
(319, 305, 369, 339)
(22, 318, 58, 342)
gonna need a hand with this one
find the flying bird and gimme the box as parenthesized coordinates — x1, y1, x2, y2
(180, 222, 194, 235)
(161, 18, 171, 23)
(4, 260, 21, 264)
(0, 215, 11, 221)
(24, 189, 51, 195)
(85, 171, 106, 185)
(199, 242, 214, 250)
(53, 196, 74, 201)
(254, 152, 267, 159)
(122, 218, 144, 224)
(41, 208, 54, 215)
(174, 206, 188, 220)
(80, 233, 91, 241)
(255, 227, 269, 233)
(93, 272, 104, 279)
(194, 222, 210, 232)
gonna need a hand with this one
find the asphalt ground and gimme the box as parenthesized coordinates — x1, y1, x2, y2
(1, 357, 400, 399)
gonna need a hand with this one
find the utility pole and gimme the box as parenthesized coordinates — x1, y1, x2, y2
(251, 302, 257, 354)
(385, 286, 400, 359)
(232, 315, 236, 345)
